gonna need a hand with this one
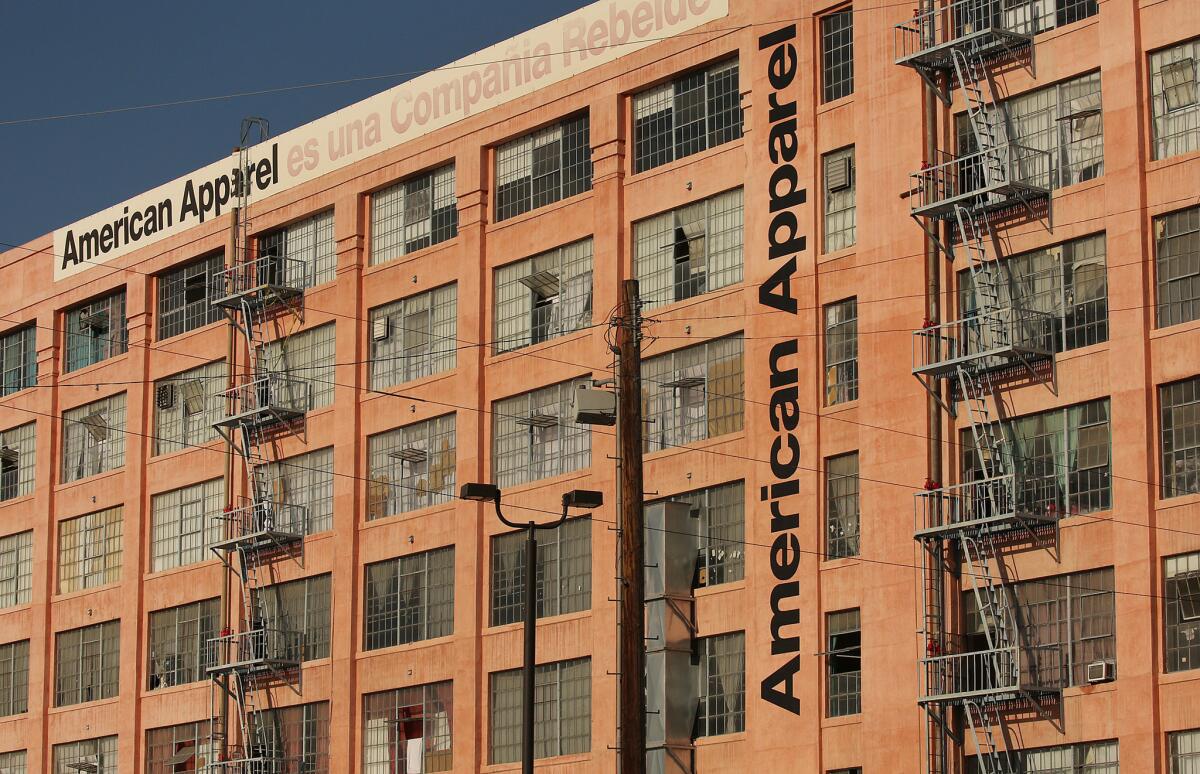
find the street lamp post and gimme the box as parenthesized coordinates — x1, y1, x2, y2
(461, 483, 603, 774)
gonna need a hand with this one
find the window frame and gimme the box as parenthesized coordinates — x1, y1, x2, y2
(695, 631, 746, 737)
(156, 253, 225, 341)
(0, 326, 36, 396)
(823, 298, 858, 405)
(54, 619, 120, 707)
(492, 379, 593, 488)
(256, 209, 336, 290)
(363, 682, 453, 773)
(1155, 206, 1200, 329)
(371, 164, 458, 265)
(64, 290, 128, 373)
(489, 657, 591, 763)
(825, 608, 861, 717)
(494, 113, 593, 222)
(147, 598, 219, 691)
(631, 57, 743, 173)
(61, 393, 127, 483)
(494, 239, 594, 353)
(820, 7, 854, 103)
(642, 335, 744, 453)
(369, 284, 458, 389)
(57, 506, 122, 593)
(0, 640, 29, 717)
(822, 147, 857, 253)
(363, 546, 456, 650)
(258, 573, 332, 663)
(367, 415, 457, 520)
(489, 516, 592, 627)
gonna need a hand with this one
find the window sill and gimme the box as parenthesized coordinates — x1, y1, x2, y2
(489, 469, 592, 499)
(816, 93, 855, 116)
(142, 679, 208, 699)
(483, 752, 591, 772)
(695, 579, 745, 598)
(55, 580, 123, 602)
(818, 245, 857, 265)
(0, 493, 35, 511)
(644, 431, 746, 463)
(142, 557, 221, 583)
(1062, 680, 1117, 698)
(146, 437, 225, 466)
(47, 695, 120, 715)
(1146, 147, 1200, 172)
(363, 367, 458, 399)
(1149, 316, 1200, 340)
(820, 399, 859, 416)
(55, 466, 126, 494)
(1156, 491, 1200, 511)
(821, 555, 861, 570)
(486, 327, 594, 366)
(627, 137, 745, 181)
(487, 190, 595, 234)
(695, 731, 746, 745)
(60, 351, 131, 383)
(358, 633, 456, 660)
(1049, 175, 1105, 202)
(0, 603, 31, 617)
(821, 711, 862, 729)
(152, 320, 224, 351)
(485, 608, 592, 635)
(1053, 340, 1109, 364)
(1159, 668, 1200, 686)
(1028, 11, 1100, 45)
(362, 500, 456, 528)
(363, 236, 462, 276)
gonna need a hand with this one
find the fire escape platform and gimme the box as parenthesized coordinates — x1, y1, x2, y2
(208, 527, 303, 555)
(910, 178, 1049, 221)
(895, 29, 1030, 74)
(912, 340, 1052, 379)
(211, 404, 306, 432)
(914, 509, 1056, 541)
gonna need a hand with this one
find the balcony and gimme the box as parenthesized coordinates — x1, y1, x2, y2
(908, 146, 1051, 220)
(211, 255, 307, 311)
(894, 0, 1033, 73)
(212, 374, 310, 432)
(915, 474, 1061, 540)
(207, 627, 303, 679)
(920, 640, 1062, 704)
(209, 499, 307, 555)
(201, 746, 288, 774)
(913, 306, 1055, 379)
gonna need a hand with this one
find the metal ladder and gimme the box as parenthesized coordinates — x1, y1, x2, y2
(951, 45, 1008, 188)
(964, 699, 1017, 774)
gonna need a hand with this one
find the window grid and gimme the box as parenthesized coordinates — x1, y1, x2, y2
(0, 531, 33, 609)
(54, 620, 120, 707)
(642, 336, 744, 453)
(0, 326, 36, 395)
(61, 393, 127, 483)
(494, 239, 594, 353)
(369, 284, 457, 389)
(1172, 729, 1200, 774)
(1162, 377, 1200, 498)
(260, 447, 335, 535)
(493, 380, 592, 488)
(490, 517, 591, 627)
(633, 188, 744, 310)
(57, 506, 122, 593)
(364, 547, 455, 650)
(631, 58, 742, 173)
(367, 415, 457, 520)
(969, 739, 1118, 774)
(254, 701, 331, 774)
(53, 736, 118, 774)
(153, 360, 226, 455)
(259, 574, 332, 662)
(495, 114, 592, 222)
(150, 478, 224, 572)
(0, 422, 36, 501)
(0, 750, 26, 774)
(0, 640, 29, 717)
(1151, 39, 1200, 161)
(1156, 206, 1200, 328)
(263, 323, 336, 408)
(696, 631, 745, 737)
(1165, 552, 1200, 673)
(821, 9, 854, 103)
(145, 720, 215, 774)
(156, 253, 225, 340)
(824, 299, 858, 404)
(826, 609, 861, 717)
(653, 481, 745, 586)
(363, 682, 453, 773)
(823, 147, 856, 252)
(148, 598, 219, 690)
(258, 210, 336, 289)
(490, 658, 591, 763)
(372, 164, 458, 265)
(826, 453, 860, 559)
(64, 291, 128, 373)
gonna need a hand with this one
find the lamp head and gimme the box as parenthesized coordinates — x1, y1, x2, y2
(562, 489, 604, 510)
(460, 482, 501, 502)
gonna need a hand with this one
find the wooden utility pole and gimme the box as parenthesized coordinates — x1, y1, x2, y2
(616, 279, 646, 774)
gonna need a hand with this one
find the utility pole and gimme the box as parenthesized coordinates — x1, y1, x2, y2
(616, 279, 646, 774)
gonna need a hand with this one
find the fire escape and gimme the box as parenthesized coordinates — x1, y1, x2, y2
(895, 3, 1062, 773)
(205, 119, 310, 773)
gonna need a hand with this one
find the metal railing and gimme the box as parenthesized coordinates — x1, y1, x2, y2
(908, 145, 1052, 218)
(202, 746, 289, 774)
(215, 374, 311, 426)
(895, 0, 1035, 65)
(915, 474, 1062, 537)
(212, 255, 307, 306)
(920, 642, 1063, 702)
(913, 306, 1056, 374)
(212, 499, 308, 546)
(208, 627, 304, 673)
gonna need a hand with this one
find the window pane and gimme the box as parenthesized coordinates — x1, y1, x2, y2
(157, 253, 224, 340)
(490, 517, 591, 626)
(821, 9, 854, 103)
(496, 115, 592, 222)
(0, 327, 37, 395)
(696, 631, 745, 736)
(364, 547, 455, 650)
(61, 393, 127, 483)
(1151, 40, 1200, 160)
(368, 415, 457, 520)
(632, 59, 742, 173)
(64, 290, 128, 373)
(370, 285, 457, 388)
(494, 239, 594, 353)
(642, 336, 744, 453)
(1156, 206, 1200, 328)
(363, 682, 453, 773)
(489, 658, 590, 763)
(824, 298, 858, 404)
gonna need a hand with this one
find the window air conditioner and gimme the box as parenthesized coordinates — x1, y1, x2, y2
(1085, 659, 1114, 684)
(155, 384, 176, 410)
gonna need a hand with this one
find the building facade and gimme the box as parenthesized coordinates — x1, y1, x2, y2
(0, 0, 1198, 771)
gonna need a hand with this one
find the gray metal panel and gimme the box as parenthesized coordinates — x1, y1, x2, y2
(645, 500, 698, 600)
(646, 649, 698, 748)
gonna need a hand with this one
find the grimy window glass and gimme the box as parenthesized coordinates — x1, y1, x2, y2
(1171, 728, 1200, 774)
(696, 631, 745, 737)
(0, 640, 29, 717)
(61, 393, 127, 483)
(0, 422, 36, 502)
(490, 516, 591, 627)
(1155, 206, 1200, 329)
(64, 290, 128, 373)
(371, 164, 458, 265)
(0, 326, 36, 396)
(53, 736, 118, 774)
(825, 453, 860, 560)
(363, 682, 453, 773)
(492, 379, 592, 487)
(0, 750, 25, 773)
(369, 284, 457, 388)
(826, 609, 861, 717)
(260, 446, 335, 535)
(631, 58, 742, 173)
(256, 701, 331, 773)
(821, 8, 854, 103)
(633, 188, 744, 311)
(145, 720, 215, 774)
(1165, 552, 1200, 673)
(0, 531, 32, 609)
(262, 323, 336, 409)
(54, 620, 120, 706)
(147, 598, 218, 690)
(642, 335, 744, 453)
(489, 657, 590, 763)
(1151, 38, 1200, 161)
(1162, 377, 1200, 499)
(364, 546, 455, 650)
(650, 480, 745, 586)
(495, 114, 592, 221)
(150, 478, 224, 572)
(824, 298, 858, 405)
(57, 506, 122, 593)
(257, 209, 336, 289)
(822, 147, 856, 252)
(152, 360, 226, 456)
(494, 239, 594, 353)
(156, 252, 224, 340)
(367, 414, 456, 520)
(259, 573, 332, 662)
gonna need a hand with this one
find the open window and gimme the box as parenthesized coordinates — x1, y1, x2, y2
(0, 446, 17, 500)
(1164, 58, 1198, 113)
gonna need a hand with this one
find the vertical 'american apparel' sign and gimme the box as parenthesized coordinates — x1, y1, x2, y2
(52, 0, 728, 281)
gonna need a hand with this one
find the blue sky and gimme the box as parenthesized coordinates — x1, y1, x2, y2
(0, 0, 586, 245)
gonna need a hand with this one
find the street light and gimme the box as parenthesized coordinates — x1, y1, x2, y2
(461, 483, 603, 774)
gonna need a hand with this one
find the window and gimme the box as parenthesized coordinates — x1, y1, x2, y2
(1166, 552, 1200, 673)
(259, 574, 332, 662)
(696, 631, 745, 737)
(58, 506, 122, 593)
(822, 147, 856, 252)
(255, 702, 330, 773)
(633, 188, 744, 310)
(495, 114, 592, 221)
(829, 769, 862, 774)
(962, 399, 1112, 516)
(826, 453, 860, 559)
(0, 751, 25, 774)
(0, 422, 35, 502)
(0, 640, 29, 717)
(145, 720, 215, 773)
(364, 547, 455, 650)
(259, 447, 335, 535)
(1151, 39, 1200, 160)
(969, 739, 1118, 774)
(263, 323, 335, 408)
(494, 239, 593, 352)
(363, 683, 453, 773)
(491, 517, 591, 627)
(54, 620, 120, 706)
(0, 326, 36, 395)
(367, 415, 456, 520)
(1172, 729, 1200, 774)
(153, 360, 226, 455)
(632, 58, 742, 173)
(958, 72, 1104, 190)
(959, 233, 1109, 352)
(493, 379, 592, 487)
(150, 478, 224, 572)
(1162, 377, 1200, 498)
(0, 531, 32, 609)
(995, 0, 1098, 35)
(148, 598, 218, 690)
(824, 299, 858, 404)
(61, 393, 127, 482)
(826, 609, 861, 717)
(1155, 206, 1200, 328)
(490, 657, 590, 763)
(369, 284, 457, 389)
(642, 335, 744, 453)
(651, 481, 745, 586)
(157, 253, 225, 340)
(53, 736, 118, 774)
(372, 164, 458, 265)
(258, 209, 336, 289)
(821, 8, 854, 103)
(64, 290, 127, 372)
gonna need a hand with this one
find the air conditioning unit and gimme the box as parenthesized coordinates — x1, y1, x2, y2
(572, 384, 616, 426)
(155, 383, 176, 410)
(1085, 659, 1114, 684)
